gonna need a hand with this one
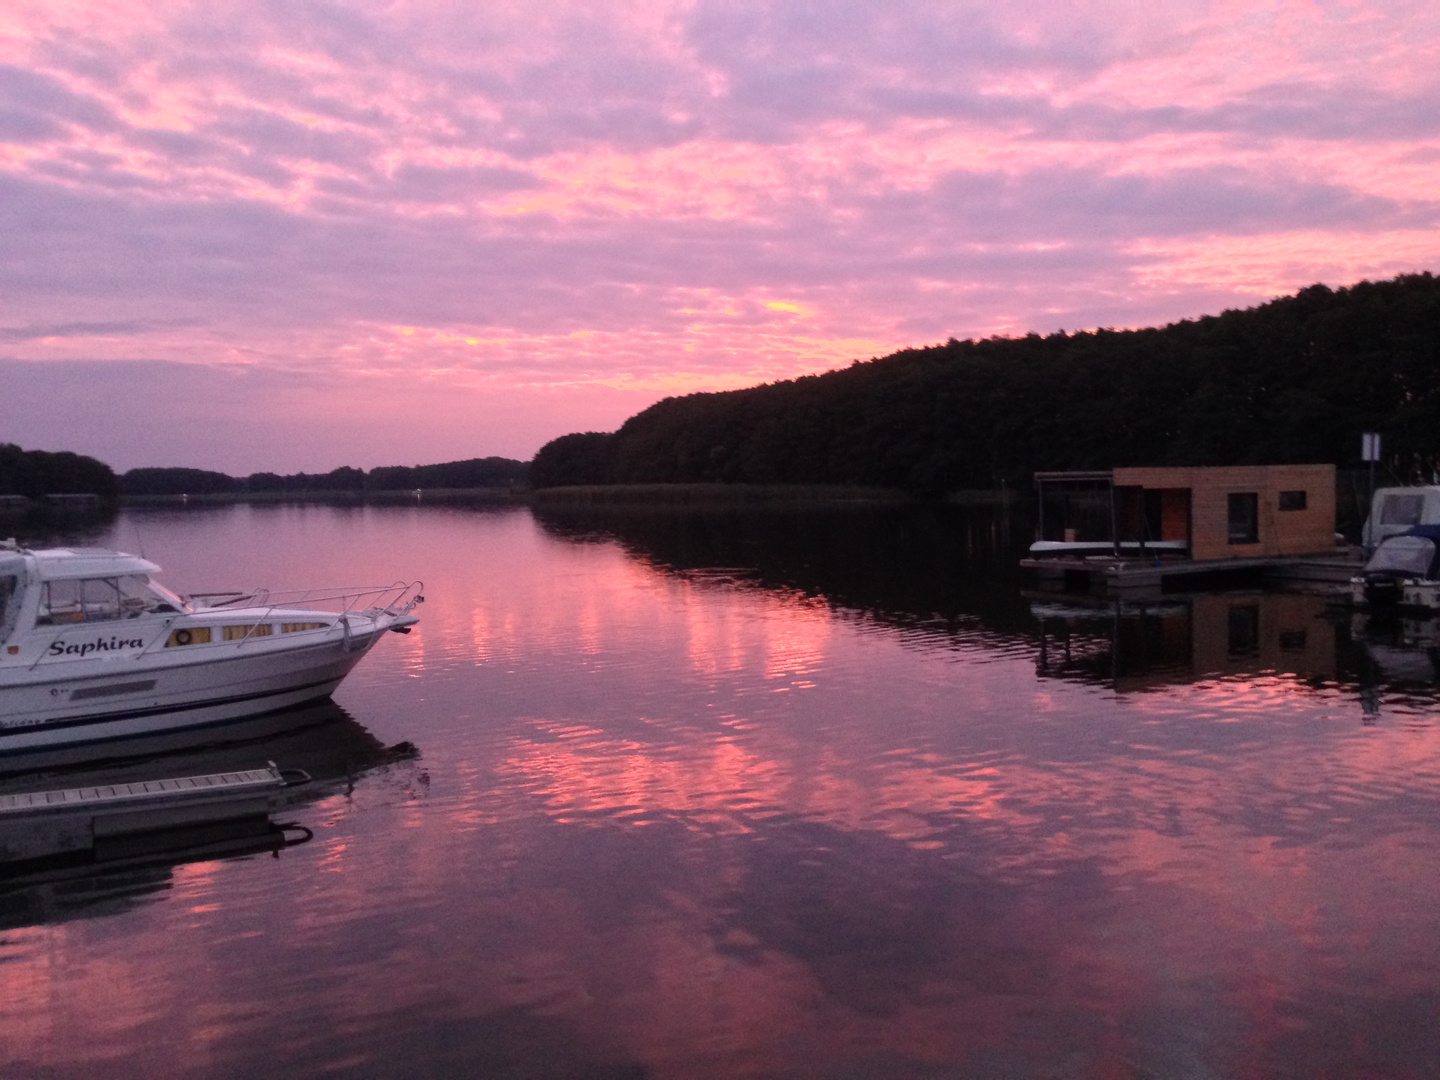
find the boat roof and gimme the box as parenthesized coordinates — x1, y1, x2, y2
(28, 548, 162, 581)
(1372, 486, 1440, 503)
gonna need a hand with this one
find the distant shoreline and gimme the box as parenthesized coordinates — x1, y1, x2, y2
(116, 483, 923, 507)
(528, 483, 1021, 507)
(113, 483, 1015, 508)
(117, 487, 527, 506)
(531, 483, 907, 506)
(0, 484, 1044, 515)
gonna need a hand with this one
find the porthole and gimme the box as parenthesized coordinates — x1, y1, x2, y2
(166, 627, 212, 647)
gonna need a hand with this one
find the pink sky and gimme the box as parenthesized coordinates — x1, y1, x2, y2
(1, 0, 1438, 474)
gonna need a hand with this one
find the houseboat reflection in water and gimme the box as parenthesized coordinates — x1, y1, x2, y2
(1033, 593, 1340, 691)
(1035, 591, 1440, 722)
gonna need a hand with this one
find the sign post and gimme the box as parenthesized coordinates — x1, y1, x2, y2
(1362, 432, 1381, 550)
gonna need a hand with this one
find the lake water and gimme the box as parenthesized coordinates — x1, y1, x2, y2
(4, 501, 1440, 1079)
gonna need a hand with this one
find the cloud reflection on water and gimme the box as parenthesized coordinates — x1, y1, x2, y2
(4, 504, 1440, 1077)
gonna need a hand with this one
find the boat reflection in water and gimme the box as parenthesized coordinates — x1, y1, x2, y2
(1345, 610, 1440, 724)
(1032, 592, 1342, 691)
(0, 700, 410, 930)
(1034, 588, 1440, 721)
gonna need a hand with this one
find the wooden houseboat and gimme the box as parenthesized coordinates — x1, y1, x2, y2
(1025, 465, 1351, 594)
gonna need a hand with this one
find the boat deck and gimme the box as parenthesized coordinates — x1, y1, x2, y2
(0, 767, 285, 819)
(0, 765, 294, 865)
(1020, 551, 1363, 597)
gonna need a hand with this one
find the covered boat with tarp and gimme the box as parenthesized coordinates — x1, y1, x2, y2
(1350, 524, 1440, 610)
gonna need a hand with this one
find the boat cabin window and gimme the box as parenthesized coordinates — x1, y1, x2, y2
(1381, 494, 1424, 526)
(0, 575, 17, 642)
(222, 624, 273, 641)
(1364, 535, 1436, 578)
(36, 575, 185, 625)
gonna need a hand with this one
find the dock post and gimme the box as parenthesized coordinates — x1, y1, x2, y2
(1109, 481, 1120, 559)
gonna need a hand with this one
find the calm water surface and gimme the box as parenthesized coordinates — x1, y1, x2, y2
(3, 502, 1440, 1079)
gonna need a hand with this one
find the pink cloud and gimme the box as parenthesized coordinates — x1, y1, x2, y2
(1, 0, 1437, 470)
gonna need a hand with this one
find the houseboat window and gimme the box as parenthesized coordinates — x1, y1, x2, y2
(1381, 494, 1424, 525)
(1227, 604, 1261, 658)
(1279, 629, 1308, 651)
(1227, 493, 1259, 544)
(1278, 490, 1307, 511)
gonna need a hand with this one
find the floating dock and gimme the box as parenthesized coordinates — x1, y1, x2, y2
(0, 765, 293, 865)
(1020, 551, 1362, 597)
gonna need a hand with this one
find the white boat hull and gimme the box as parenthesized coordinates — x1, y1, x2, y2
(0, 629, 386, 753)
(1350, 575, 1440, 612)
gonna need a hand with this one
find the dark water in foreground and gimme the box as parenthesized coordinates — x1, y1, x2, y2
(4, 502, 1440, 1079)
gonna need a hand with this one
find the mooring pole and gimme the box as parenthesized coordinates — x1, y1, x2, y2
(1362, 432, 1381, 551)
(1109, 479, 1120, 559)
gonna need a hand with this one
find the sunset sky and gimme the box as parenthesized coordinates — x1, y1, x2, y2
(2, 0, 1437, 474)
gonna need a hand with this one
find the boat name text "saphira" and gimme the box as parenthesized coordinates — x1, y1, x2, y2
(49, 635, 148, 657)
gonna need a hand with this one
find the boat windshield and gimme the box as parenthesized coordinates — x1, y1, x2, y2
(36, 574, 188, 625)
(1364, 535, 1437, 578)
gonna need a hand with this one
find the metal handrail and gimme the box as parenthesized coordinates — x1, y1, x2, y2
(212, 581, 425, 649)
(189, 580, 422, 615)
(28, 582, 424, 664)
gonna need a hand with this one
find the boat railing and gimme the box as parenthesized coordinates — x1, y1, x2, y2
(191, 581, 424, 617)
(29, 583, 425, 667)
(26, 583, 428, 664)
(187, 581, 425, 647)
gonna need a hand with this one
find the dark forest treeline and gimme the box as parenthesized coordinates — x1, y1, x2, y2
(121, 456, 528, 496)
(531, 274, 1440, 495)
(0, 444, 119, 499)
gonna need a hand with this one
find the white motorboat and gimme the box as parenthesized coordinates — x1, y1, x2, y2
(0, 541, 421, 753)
(1361, 486, 1440, 549)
